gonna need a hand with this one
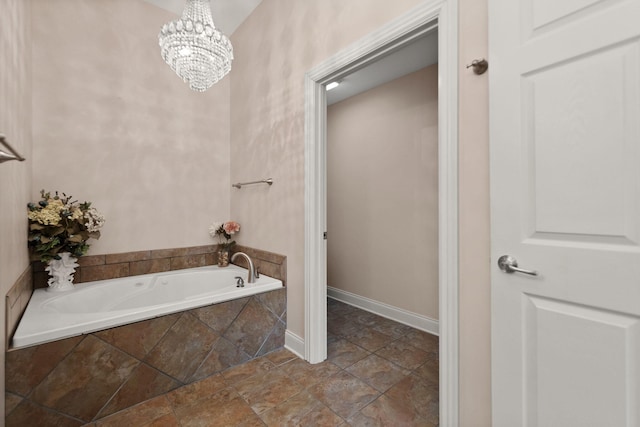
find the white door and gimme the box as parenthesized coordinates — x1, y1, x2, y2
(489, 0, 640, 426)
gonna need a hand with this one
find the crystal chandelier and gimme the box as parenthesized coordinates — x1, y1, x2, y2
(158, 0, 233, 92)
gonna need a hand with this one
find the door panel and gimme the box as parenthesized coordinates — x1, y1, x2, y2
(525, 42, 640, 240)
(490, 0, 640, 425)
(523, 295, 640, 426)
(528, 0, 621, 33)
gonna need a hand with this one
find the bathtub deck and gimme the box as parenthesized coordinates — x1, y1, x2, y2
(12, 264, 282, 349)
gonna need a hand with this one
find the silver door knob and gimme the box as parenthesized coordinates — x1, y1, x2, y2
(497, 255, 538, 276)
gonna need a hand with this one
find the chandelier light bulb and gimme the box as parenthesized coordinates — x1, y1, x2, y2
(158, 0, 233, 92)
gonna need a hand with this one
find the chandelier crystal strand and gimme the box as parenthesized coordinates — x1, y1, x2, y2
(158, 0, 233, 92)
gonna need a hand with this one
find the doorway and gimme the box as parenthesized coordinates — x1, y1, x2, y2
(326, 50, 439, 331)
(304, 1, 459, 424)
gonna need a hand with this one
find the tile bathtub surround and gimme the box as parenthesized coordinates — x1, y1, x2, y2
(5, 300, 439, 426)
(5, 287, 286, 425)
(31, 244, 287, 289)
(5, 266, 33, 349)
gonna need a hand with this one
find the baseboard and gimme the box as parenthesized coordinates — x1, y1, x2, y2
(327, 286, 439, 336)
(284, 329, 305, 359)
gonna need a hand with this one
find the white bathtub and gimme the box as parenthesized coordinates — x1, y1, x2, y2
(12, 264, 283, 349)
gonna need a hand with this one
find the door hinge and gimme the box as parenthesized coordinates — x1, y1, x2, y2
(323, 232, 327, 240)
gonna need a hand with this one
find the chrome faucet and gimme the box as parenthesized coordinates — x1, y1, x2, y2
(231, 252, 257, 284)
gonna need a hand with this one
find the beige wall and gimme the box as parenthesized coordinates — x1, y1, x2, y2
(326, 65, 439, 319)
(0, 0, 32, 418)
(31, 0, 231, 255)
(459, 0, 491, 425)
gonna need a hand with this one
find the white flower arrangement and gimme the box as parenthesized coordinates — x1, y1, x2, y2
(209, 220, 240, 251)
(27, 190, 105, 262)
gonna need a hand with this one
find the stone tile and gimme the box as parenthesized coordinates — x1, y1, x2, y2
(351, 310, 386, 328)
(376, 340, 430, 370)
(327, 338, 369, 369)
(144, 414, 181, 427)
(345, 329, 396, 352)
(254, 261, 284, 283)
(414, 356, 439, 386)
(327, 314, 362, 337)
(371, 318, 413, 339)
(7, 268, 32, 347)
(256, 319, 286, 356)
(150, 247, 191, 259)
(150, 245, 216, 260)
(280, 359, 342, 389)
(234, 245, 285, 265)
(94, 313, 180, 360)
(349, 394, 436, 427)
(5, 392, 23, 415)
(233, 412, 267, 427)
(384, 374, 439, 424)
(255, 287, 287, 318)
(79, 263, 130, 283)
(327, 331, 341, 344)
(129, 258, 171, 276)
(7, 301, 21, 343)
(402, 330, 439, 355)
(166, 374, 228, 407)
(232, 368, 303, 414)
(308, 370, 379, 419)
(77, 255, 106, 267)
(170, 387, 258, 427)
(6, 268, 27, 309)
(144, 313, 219, 383)
(95, 396, 177, 427)
(221, 356, 275, 385)
(30, 336, 139, 422)
(205, 252, 217, 266)
(259, 390, 342, 427)
(170, 254, 208, 270)
(97, 363, 180, 418)
(6, 399, 83, 427)
(327, 299, 357, 316)
(6, 335, 83, 395)
(181, 244, 217, 255)
(190, 337, 252, 382)
(265, 348, 299, 366)
(346, 354, 409, 392)
(33, 270, 48, 289)
(223, 298, 279, 357)
(105, 251, 151, 264)
(31, 260, 47, 273)
(190, 297, 250, 334)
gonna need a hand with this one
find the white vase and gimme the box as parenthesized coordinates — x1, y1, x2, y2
(45, 252, 79, 292)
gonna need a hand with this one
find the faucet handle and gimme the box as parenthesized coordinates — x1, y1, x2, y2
(255, 267, 260, 279)
(235, 276, 244, 287)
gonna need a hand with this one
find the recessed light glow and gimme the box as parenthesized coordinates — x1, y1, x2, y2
(326, 81, 340, 91)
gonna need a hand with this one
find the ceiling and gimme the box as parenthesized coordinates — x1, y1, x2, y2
(142, 0, 263, 35)
(144, 0, 438, 104)
(327, 30, 439, 105)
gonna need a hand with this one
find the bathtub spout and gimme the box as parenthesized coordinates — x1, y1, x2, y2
(231, 252, 256, 284)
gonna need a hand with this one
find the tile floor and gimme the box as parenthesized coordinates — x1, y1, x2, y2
(86, 299, 439, 426)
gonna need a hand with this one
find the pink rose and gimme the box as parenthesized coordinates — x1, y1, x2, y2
(223, 221, 240, 235)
